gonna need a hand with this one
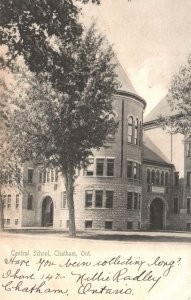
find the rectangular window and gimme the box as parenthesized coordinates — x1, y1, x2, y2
(134, 163, 139, 179)
(187, 198, 191, 214)
(187, 223, 191, 231)
(95, 190, 103, 208)
(127, 192, 133, 210)
(106, 191, 113, 208)
(7, 195, 11, 209)
(134, 193, 138, 210)
(107, 159, 114, 176)
(105, 221, 113, 230)
(16, 194, 19, 209)
(7, 219, 10, 225)
(51, 169, 54, 182)
(186, 142, 191, 157)
(173, 198, 179, 213)
(61, 191, 67, 208)
(27, 195, 33, 210)
(66, 220, 69, 228)
(55, 168, 58, 182)
(39, 172, 42, 183)
(27, 169, 33, 183)
(85, 158, 94, 176)
(138, 194, 141, 210)
(85, 190, 93, 208)
(85, 220, 93, 229)
(127, 161, 133, 178)
(187, 172, 191, 186)
(174, 172, 179, 186)
(47, 170, 50, 182)
(43, 170, 46, 183)
(15, 219, 19, 225)
(3, 195, 7, 209)
(127, 221, 133, 229)
(96, 159, 104, 176)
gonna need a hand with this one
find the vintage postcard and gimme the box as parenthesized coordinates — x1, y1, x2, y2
(0, 1, 191, 299)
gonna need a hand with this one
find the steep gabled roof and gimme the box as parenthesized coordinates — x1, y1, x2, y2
(144, 95, 178, 123)
(143, 132, 172, 166)
(144, 96, 169, 123)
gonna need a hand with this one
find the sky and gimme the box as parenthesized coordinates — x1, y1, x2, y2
(80, 0, 191, 115)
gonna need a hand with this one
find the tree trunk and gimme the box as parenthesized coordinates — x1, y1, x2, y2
(0, 195, 4, 232)
(64, 168, 76, 237)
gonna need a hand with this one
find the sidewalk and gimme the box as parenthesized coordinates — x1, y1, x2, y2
(2, 227, 191, 243)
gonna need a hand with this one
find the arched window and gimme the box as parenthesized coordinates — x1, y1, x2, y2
(156, 170, 160, 185)
(151, 170, 155, 184)
(134, 118, 139, 145)
(165, 172, 169, 186)
(161, 171, 164, 185)
(147, 169, 150, 184)
(128, 116, 133, 144)
(139, 121, 142, 146)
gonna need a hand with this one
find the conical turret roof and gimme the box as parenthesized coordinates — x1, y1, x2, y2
(114, 56, 137, 94)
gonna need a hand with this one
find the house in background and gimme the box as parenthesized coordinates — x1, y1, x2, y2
(2, 60, 191, 231)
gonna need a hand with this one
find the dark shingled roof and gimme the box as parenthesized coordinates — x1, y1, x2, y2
(144, 95, 178, 123)
(114, 57, 137, 94)
(143, 133, 172, 165)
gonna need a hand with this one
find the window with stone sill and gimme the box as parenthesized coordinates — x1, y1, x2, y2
(84, 158, 94, 176)
(105, 221, 113, 230)
(85, 220, 93, 229)
(95, 190, 103, 208)
(106, 191, 113, 208)
(96, 159, 104, 176)
(187, 198, 191, 214)
(61, 191, 67, 208)
(128, 116, 133, 144)
(7, 195, 11, 209)
(16, 195, 19, 209)
(173, 198, 179, 213)
(127, 221, 133, 230)
(85, 190, 93, 208)
(27, 195, 33, 210)
(107, 159, 114, 176)
(27, 169, 33, 184)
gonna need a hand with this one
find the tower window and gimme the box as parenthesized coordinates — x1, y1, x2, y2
(128, 116, 133, 144)
(127, 161, 133, 178)
(147, 169, 150, 184)
(134, 119, 139, 145)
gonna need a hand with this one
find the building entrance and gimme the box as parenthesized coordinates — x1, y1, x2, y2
(150, 198, 164, 230)
(41, 196, 54, 227)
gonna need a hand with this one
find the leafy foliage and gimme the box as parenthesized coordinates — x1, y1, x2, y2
(159, 54, 191, 135)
